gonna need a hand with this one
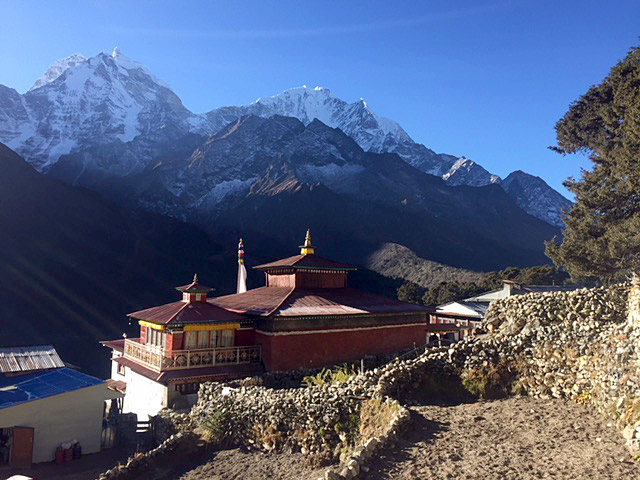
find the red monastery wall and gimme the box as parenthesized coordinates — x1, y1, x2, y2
(235, 328, 255, 346)
(166, 331, 184, 352)
(255, 323, 425, 371)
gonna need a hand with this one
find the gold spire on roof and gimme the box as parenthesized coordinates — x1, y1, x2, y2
(192, 273, 199, 284)
(299, 229, 315, 255)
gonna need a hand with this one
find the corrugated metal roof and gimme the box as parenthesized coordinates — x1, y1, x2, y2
(0, 367, 105, 409)
(0, 345, 65, 374)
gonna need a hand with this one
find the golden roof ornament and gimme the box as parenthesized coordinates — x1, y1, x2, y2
(299, 229, 315, 255)
(192, 273, 199, 284)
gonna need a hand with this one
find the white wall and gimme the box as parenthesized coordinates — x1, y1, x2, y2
(0, 384, 119, 463)
(119, 366, 167, 421)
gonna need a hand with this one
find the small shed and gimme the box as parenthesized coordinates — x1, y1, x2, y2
(0, 347, 120, 466)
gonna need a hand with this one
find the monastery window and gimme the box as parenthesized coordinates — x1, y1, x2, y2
(147, 329, 167, 349)
(197, 331, 209, 349)
(184, 331, 197, 350)
(221, 330, 234, 347)
(117, 363, 126, 376)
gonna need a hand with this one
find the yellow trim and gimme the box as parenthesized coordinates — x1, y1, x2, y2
(139, 320, 166, 331)
(183, 323, 241, 332)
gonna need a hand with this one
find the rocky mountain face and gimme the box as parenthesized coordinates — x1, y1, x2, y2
(441, 160, 571, 227)
(143, 114, 560, 270)
(501, 171, 573, 228)
(442, 157, 501, 187)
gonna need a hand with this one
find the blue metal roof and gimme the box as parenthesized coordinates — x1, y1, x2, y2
(0, 368, 104, 410)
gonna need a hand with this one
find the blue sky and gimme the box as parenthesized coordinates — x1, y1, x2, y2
(1, 0, 639, 197)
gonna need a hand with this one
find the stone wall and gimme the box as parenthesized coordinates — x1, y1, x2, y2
(467, 283, 640, 455)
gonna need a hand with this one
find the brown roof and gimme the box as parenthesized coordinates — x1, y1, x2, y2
(100, 339, 125, 352)
(211, 287, 292, 315)
(254, 254, 356, 271)
(175, 274, 213, 293)
(128, 300, 246, 326)
(211, 286, 430, 317)
(106, 379, 126, 393)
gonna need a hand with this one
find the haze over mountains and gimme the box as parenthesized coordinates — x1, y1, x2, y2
(0, 49, 571, 275)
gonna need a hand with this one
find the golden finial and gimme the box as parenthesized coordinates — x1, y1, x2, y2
(193, 273, 199, 284)
(299, 229, 315, 255)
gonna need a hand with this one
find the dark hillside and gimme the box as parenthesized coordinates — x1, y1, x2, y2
(0, 144, 236, 377)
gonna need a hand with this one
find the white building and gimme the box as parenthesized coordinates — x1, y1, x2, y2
(431, 280, 580, 340)
(0, 346, 120, 466)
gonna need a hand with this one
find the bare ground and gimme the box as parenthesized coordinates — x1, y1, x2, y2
(177, 448, 327, 480)
(364, 397, 640, 480)
(175, 397, 640, 480)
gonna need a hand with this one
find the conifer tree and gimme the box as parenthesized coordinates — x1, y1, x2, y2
(546, 46, 640, 279)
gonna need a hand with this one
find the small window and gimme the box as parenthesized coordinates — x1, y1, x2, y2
(174, 382, 199, 395)
(197, 331, 209, 349)
(221, 330, 234, 347)
(184, 331, 197, 349)
(117, 363, 126, 376)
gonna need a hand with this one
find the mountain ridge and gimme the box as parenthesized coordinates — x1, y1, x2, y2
(0, 49, 571, 226)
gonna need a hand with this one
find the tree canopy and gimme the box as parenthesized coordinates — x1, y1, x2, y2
(546, 46, 640, 279)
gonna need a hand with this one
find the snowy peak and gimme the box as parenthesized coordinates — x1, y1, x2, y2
(6, 49, 195, 169)
(501, 170, 573, 227)
(30, 53, 88, 91)
(252, 85, 410, 147)
(108, 47, 172, 89)
(443, 157, 501, 187)
(254, 85, 345, 127)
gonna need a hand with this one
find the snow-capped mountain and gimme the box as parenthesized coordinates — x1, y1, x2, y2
(150, 114, 559, 270)
(501, 171, 573, 228)
(1, 48, 204, 170)
(442, 157, 501, 187)
(0, 50, 571, 228)
(201, 86, 459, 176)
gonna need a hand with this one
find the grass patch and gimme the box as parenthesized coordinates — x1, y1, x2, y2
(302, 364, 359, 387)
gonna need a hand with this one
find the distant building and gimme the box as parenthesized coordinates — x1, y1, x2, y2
(0, 346, 120, 466)
(102, 231, 430, 420)
(431, 280, 580, 342)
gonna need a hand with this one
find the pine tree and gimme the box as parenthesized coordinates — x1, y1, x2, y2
(546, 46, 640, 279)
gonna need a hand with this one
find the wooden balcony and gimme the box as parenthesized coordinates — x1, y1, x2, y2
(123, 338, 261, 372)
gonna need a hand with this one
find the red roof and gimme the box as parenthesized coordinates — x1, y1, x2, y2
(128, 300, 245, 326)
(254, 254, 356, 271)
(175, 274, 213, 293)
(100, 339, 125, 352)
(210, 286, 430, 317)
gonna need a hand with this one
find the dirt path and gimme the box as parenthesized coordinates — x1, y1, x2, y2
(364, 397, 640, 480)
(177, 448, 327, 480)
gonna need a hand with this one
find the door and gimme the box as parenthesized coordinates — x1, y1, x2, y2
(10, 426, 34, 468)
